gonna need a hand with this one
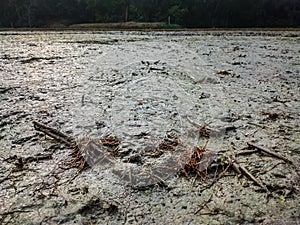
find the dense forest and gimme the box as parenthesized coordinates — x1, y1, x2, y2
(0, 0, 299, 28)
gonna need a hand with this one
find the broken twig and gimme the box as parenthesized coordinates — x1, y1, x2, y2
(234, 162, 268, 191)
(236, 149, 258, 155)
(33, 121, 73, 146)
(247, 142, 292, 164)
(248, 121, 269, 129)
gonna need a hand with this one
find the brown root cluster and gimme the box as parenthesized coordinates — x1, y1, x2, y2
(68, 136, 121, 172)
(156, 133, 180, 153)
(181, 142, 208, 178)
(99, 136, 121, 156)
(69, 142, 87, 171)
(155, 133, 224, 180)
(177, 142, 235, 191)
(179, 140, 219, 179)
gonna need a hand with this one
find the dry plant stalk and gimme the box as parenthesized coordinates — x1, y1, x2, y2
(179, 140, 211, 179)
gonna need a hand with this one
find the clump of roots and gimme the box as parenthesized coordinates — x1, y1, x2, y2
(68, 136, 120, 172)
(178, 140, 234, 189)
(179, 140, 227, 179)
(148, 133, 180, 158)
(99, 136, 121, 156)
(179, 140, 209, 178)
(69, 143, 87, 172)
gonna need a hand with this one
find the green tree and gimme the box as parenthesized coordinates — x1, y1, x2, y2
(0, 0, 299, 28)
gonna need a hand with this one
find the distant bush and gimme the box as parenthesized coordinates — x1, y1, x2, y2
(160, 24, 182, 29)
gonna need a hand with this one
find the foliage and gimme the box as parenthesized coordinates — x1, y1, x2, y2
(0, 0, 299, 28)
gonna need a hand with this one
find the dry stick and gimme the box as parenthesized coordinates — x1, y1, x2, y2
(33, 121, 70, 139)
(0, 171, 13, 184)
(247, 142, 293, 164)
(231, 162, 241, 174)
(248, 121, 269, 129)
(0, 210, 31, 224)
(236, 149, 258, 156)
(234, 162, 268, 191)
(33, 121, 81, 185)
(0, 210, 31, 216)
(33, 121, 73, 146)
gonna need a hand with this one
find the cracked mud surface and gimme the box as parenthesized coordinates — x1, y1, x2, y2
(1, 30, 300, 224)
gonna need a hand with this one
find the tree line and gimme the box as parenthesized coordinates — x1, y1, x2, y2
(0, 0, 299, 28)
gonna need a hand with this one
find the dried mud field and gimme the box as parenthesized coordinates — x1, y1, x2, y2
(1, 30, 300, 224)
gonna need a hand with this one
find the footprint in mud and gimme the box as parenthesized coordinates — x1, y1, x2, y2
(70, 59, 228, 188)
(71, 60, 224, 189)
(76, 135, 219, 190)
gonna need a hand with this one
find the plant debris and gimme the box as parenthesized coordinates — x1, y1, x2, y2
(216, 70, 231, 75)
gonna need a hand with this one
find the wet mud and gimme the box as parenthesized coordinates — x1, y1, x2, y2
(1, 31, 300, 224)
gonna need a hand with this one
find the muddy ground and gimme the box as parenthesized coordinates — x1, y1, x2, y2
(0, 30, 300, 224)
